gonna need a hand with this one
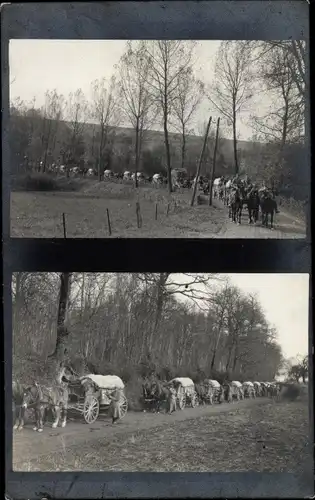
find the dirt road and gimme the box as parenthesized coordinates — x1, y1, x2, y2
(211, 200, 306, 239)
(13, 398, 268, 466)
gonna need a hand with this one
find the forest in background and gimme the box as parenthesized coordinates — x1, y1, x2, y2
(10, 40, 307, 200)
(12, 273, 285, 408)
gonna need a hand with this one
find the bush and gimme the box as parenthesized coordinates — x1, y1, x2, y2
(12, 173, 59, 191)
(11, 173, 83, 192)
(281, 383, 307, 401)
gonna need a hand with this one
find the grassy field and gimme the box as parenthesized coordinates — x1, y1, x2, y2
(14, 400, 311, 473)
(10, 180, 226, 238)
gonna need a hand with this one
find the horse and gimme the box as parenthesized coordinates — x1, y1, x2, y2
(22, 381, 69, 432)
(247, 188, 260, 224)
(12, 380, 28, 430)
(195, 382, 210, 405)
(229, 188, 243, 224)
(259, 191, 277, 229)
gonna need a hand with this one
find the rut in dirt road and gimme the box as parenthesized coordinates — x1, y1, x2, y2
(13, 398, 268, 465)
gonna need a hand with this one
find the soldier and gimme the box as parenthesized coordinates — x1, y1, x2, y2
(167, 383, 177, 415)
(259, 184, 280, 213)
(108, 388, 124, 424)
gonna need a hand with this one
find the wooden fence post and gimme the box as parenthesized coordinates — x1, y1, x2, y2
(62, 213, 67, 238)
(191, 115, 212, 207)
(106, 208, 112, 236)
(136, 202, 142, 228)
(155, 203, 158, 220)
(209, 117, 221, 206)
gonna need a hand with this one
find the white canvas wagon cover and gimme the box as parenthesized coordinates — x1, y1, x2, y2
(243, 381, 254, 387)
(253, 381, 262, 386)
(206, 379, 221, 388)
(231, 381, 242, 387)
(171, 377, 195, 388)
(80, 374, 124, 389)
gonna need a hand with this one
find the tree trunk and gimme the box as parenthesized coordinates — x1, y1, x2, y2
(226, 341, 234, 371)
(135, 117, 139, 188)
(181, 124, 186, 170)
(48, 272, 72, 364)
(163, 113, 172, 193)
(152, 273, 170, 337)
(232, 104, 238, 175)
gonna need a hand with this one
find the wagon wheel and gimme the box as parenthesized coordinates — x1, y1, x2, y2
(83, 396, 99, 424)
(119, 395, 128, 419)
(191, 392, 198, 408)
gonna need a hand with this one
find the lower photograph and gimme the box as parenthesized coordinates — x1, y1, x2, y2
(11, 272, 311, 473)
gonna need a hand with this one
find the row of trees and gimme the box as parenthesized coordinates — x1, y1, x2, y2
(10, 40, 306, 194)
(12, 272, 284, 384)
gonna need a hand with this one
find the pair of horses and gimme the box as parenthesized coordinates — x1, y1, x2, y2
(228, 186, 277, 228)
(12, 365, 75, 432)
(13, 379, 69, 432)
(142, 378, 170, 412)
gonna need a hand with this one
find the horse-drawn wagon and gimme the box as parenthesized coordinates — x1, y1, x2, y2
(170, 377, 198, 409)
(242, 381, 256, 398)
(67, 374, 128, 424)
(203, 379, 222, 404)
(231, 381, 244, 400)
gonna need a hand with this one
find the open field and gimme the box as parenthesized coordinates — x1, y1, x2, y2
(10, 180, 306, 239)
(12, 399, 311, 473)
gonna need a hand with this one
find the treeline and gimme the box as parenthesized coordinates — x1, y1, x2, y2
(10, 40, 306, 199)
(12, 273, 283, 389)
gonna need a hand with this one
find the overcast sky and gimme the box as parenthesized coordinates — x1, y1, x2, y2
(172, 273, 309, 360)
(9, 39, 269, 141)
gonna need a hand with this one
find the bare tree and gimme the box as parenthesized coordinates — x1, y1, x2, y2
(39, 90, 65, 172)
(117, 41, 155, 187)
(248, 43, 304, 187)
(171, 68, 204, 170)
(207, 41, 253, 175)
(144, 41, 196, 192)
(90, 77, 117, 181)
(65, 89, 88, 177)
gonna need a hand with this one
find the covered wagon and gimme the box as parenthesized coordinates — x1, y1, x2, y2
(253, 381, 262, 397)
(170, 377, 198, 409)
(231, 380, 244, 400)
(67, 374, 128, 424)
(203, 379, 223, 404)
(242, 381, 256, 398)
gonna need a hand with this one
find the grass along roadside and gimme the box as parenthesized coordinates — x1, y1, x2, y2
(13, 401, 310, 473)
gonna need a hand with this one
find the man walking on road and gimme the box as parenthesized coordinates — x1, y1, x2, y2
(168, 383, 177, 415)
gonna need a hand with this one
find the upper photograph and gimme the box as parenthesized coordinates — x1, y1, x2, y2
(9, 40, 308, 239)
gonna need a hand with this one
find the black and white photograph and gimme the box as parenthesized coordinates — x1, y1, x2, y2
(9, 39, 307, 239)
(11, 272, 311, 473)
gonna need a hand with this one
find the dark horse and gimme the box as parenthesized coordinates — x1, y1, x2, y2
(22, 381, 69, 432)
(247, 188, 260, 224)
(142, 378, 169, 413)
(229, 188, 243, 224)
(260, 192, 277, 229)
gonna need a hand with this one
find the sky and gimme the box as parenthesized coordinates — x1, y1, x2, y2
(172, 273, 309, 360)
(9, 39, 269, 141)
